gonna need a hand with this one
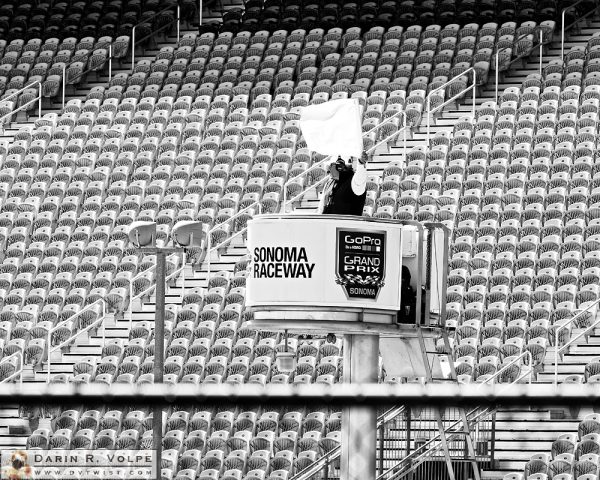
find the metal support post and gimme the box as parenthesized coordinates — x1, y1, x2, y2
(153, 251, 166, 480)
(177, 5, 181, 43)
(131, 27, 136, 72)
(108, 45, 112, 83)
(199, 0, 202, 26)
(539, 29, 543, 76)
(62, 64, 66, 110)
(38, 83, 42, 119)
(341, 333, 379, 480)
(561, 8, 567, 60)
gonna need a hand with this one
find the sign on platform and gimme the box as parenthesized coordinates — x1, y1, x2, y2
(247, 215, 404, 311)
(336, 228, 386, 300)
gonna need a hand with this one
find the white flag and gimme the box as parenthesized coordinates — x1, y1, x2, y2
(299, 99, 363, 159)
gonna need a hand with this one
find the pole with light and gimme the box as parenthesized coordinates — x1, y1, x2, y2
(127, 220, 204, 480)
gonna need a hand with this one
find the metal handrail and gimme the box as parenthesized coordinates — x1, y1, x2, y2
(60, 42, 118, 109)
(377, 406, 489, 480)
(284, 174, 330, 214)
(425, 67, 476, 146)
(280, 155, 332, 212)
(494, 30, 542, 103)
(46, 299, 107, 382)
(290, 405, 406, 480)
(480, 350, 533, 386)
(127, 252, 186, 325)
(0, 81, 42, 127)
(561, 0, 600, 60)
(0, 351, 24, 385)
(206, 202, 263, 278)
(375, 347, 532, 480)
(554, 296, 600, 385)
(132, 4, 181, 71)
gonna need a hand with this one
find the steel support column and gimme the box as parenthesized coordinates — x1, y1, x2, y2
(341, 333, 379, 480)
(153, 251, 166, 480)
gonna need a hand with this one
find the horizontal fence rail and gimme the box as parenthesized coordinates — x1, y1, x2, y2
(1, 383, 599, 406)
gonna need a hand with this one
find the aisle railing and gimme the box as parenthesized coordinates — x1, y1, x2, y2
(425, 68, 476, 146)
(46, 299, 107, 382)
(561, 0, 600, 60)
(0, 352, 24, 385)
(554, 296, 600, 385)
(0, 81, 42, 128)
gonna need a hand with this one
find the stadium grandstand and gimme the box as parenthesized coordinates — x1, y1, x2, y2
(2, 0, 600, 479)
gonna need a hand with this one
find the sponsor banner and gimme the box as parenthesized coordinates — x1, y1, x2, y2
(1, 449, 155, 480)
(336, 228, 386, 300)
(247, 216, 403, 310)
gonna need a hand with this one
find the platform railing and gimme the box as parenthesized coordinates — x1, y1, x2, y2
(46, 299, 107, 383)
(0, 352, 24, 385)
(425, 68, 476, 146)
(554, 296, 600, 385)
(0, 81, 42, 128)
(561, 0, 600, 60)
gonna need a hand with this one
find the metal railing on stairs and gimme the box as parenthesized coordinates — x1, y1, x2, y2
(131, 4, 182, 70)
(425, 68, 476, 146)
(57, 3, 182, 109)
(376, 406, 492, 480)
(553, 296, 600, 385)
(291, 348, 535, 480)
(0, 81, 42, 128)
(493, 29, 546, 103)
(289, 406, 406, 480)
(0, 351, 24, 385)
(561, 0, 600, 60)
(480, 350, 534, 386)
(1, 300, 111, 385)
(46, 299, 107, 382)
(127, 252, 187, 327)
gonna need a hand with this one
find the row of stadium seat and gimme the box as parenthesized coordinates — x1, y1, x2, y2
(222, 0, 565, 33)
(0, 0, 183, 41)
(511, 414, 600, 480)
(26, 406, 342, 480)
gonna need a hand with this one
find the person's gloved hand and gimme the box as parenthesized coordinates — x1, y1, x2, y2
(360, 150, 369, 164)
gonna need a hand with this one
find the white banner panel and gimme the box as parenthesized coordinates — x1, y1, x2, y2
(247, 215, 403, 311)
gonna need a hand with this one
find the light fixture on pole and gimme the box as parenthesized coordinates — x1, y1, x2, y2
(128, 220, 203, 480)
(275, 330, 295, 373)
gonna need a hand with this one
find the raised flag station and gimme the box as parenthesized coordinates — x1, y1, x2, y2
(246, 214, 479, 480)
